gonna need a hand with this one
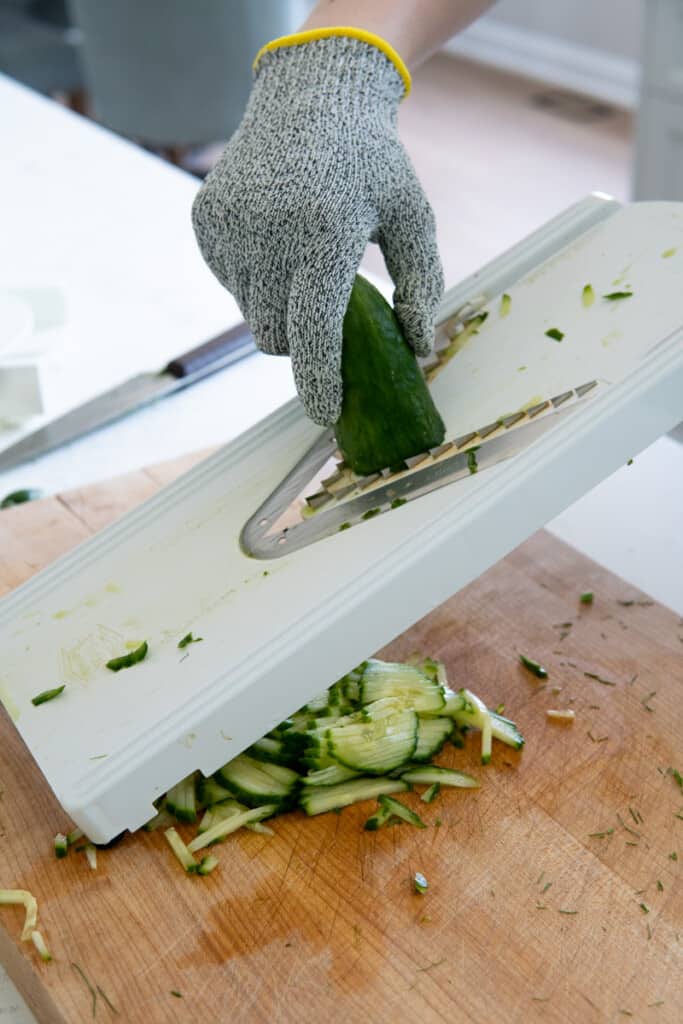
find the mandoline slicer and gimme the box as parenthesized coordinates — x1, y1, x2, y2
(0, 194, 682, 843)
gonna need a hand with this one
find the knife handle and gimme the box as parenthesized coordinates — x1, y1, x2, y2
(165, 321, 256, 379)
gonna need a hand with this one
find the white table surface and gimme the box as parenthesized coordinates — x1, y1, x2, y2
(1, 74, 682, 1023)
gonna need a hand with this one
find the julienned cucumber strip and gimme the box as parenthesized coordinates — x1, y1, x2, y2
(300, 778, 408, 816)
(106, 641, 148, 672)
(378, 794, 427, 829)
(489, 711, 525, 749)
(400, 766, 480, 788)
(165, 773, 198, 824)
(188, 805, 277, 852)
(364, 802, 394, 831)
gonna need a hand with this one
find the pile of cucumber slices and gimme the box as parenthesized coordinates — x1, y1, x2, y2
(141, 657, 525, 874)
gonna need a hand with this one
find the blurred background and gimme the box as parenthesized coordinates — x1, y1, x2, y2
(2, 0, 681, 289)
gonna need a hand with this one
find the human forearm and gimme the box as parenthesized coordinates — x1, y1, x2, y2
(301, 0, 495, 67)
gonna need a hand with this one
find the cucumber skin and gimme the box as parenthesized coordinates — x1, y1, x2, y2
(334, 275, 446, 476)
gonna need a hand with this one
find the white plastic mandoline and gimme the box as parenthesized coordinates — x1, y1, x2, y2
(1, 194, 682, 843)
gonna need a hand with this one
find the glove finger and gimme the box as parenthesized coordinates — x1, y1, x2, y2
(286, 235, 367, 427)
(378, 186, 444, 357)
(248, 280, 289, 355)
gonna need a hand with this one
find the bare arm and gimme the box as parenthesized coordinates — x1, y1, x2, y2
(302, 0, 495, 67)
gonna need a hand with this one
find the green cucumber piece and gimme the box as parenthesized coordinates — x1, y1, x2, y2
(326, 698, 418, 774)
(360, 660, 445, 713)
(106, 640, 148, 672)
(378, 794, 426, 829)
(452, 688, 493, 764)
(303, 764, 361, 787)
(334, 275, 446, 475)
(364, 802, 395, 831)
(215, 754, 300, 809)
(197, 777, 233, 806)
(489, 711, 524, 749)
(401, 766, 479, 788)
(165, 773, 198, 824)
(300, 777, 408, 816)
(248, 736, 298, 767)
(420, 782, 441, 804)
(413, 717, 453, 762)
(1, 488, 43, 509)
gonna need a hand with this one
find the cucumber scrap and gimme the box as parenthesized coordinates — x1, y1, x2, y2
(106, 641, 148, 672)
(31, 686, 65, 707)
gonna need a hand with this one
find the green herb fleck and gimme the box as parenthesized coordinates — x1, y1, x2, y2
(580, 592, 594, 605)
(467, 447, 479, 474)
(96, 985, 118, 1015)
(434, 818, 442, 828)
(669, 851, 678, 861)
(519, 654, 548, 679)
(588, 829, 614, 838)
(413, 872, 429, 895)
(641, 691, 656, 712)
(640, 902, 650, 913)
(541, 881, 552, 894)
(106, 641, 148, 672)
(361, 508, 381, 521)
(582, 284, 595, 307)
(669, 767, 683, 792)
(657, 880, 664, 892)
(31, 685, 65, 707)
(627, 458, 634, 466)
(0, 488, 44, 509)
(584, 671, 616, 686)
(390, 497, 407, 509)
(558, 909, 578, 915)
(545, 328, 564, 342)
(171, 990, 183, 998)
(178, 632, 202, 649)
(603, 291, 633, 301)
(262, 570, 269, 576)
(661, 248, 677, 258)
(338, 522, 351, 531)
(500, 293, 512, 317)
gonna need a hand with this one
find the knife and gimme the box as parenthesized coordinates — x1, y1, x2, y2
(0, 321, 256, 471)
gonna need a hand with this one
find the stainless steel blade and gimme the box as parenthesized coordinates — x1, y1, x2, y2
(0, 371, 180, 471)
(240, 382, 600, 559)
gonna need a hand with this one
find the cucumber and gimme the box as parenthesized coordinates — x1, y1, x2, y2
(197, 777, 233, 807)
(248, 736, 298, 767)
(401, 766, 479, 788)
(300, 777, 408, 816)
(334, 275, 446, 475)
(326, 698, 418, 774)
(377, 794, 426, 829)
(490, 711, 525, 750)
(452, 688, 493, 764)
(215, 754, 300, 809)
(413, 717, 453, 761)
(165, 773, 198, 824)
(360, 660, 445, 713)
(303, 764, 361, 787)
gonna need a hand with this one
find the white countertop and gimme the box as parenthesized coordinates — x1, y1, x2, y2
(1, 73, 682, 1022)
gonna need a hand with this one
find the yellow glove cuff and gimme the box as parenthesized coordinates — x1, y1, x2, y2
(254, 26, 412, 98)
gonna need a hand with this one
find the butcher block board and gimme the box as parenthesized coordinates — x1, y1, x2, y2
(0, 452, 682, 1024)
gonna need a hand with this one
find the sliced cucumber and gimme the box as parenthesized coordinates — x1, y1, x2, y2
(401, 766, 479, 788)
(248, 736, 298, 767)
(197, 777, 233, 807)
(413, 717, 453, 762)
(300, 777, 408, 816)
(421, 782, 440, 804)
(360, 660, 445, 712)
(188, 804, 277, 852)
(303, 764, 361, 787)
(54, 833, 68, 859)
(364, 802, 394, 831)
(216, 754, 300, 809)
(165, 773, 198, 824)
(326, 698, 418, 774)
(490, 711, 525, 749)
(452, 689, 493, 764)
(378, 794, 426, 829)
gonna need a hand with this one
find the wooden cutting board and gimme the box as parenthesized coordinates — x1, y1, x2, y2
(1, 452, 682, 1024)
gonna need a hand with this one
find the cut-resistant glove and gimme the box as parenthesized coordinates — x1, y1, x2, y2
(192, 28, 444, 426)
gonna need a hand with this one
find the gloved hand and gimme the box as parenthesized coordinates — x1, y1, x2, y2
(192, 28, 444, 426)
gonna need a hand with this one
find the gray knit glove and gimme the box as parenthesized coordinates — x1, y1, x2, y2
(192, 32, 444, 426)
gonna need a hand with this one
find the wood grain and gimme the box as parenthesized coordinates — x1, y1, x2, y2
(0, 455, 681, 1024)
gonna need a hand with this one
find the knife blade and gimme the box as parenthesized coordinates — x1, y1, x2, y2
(0, 321, 255, 471)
